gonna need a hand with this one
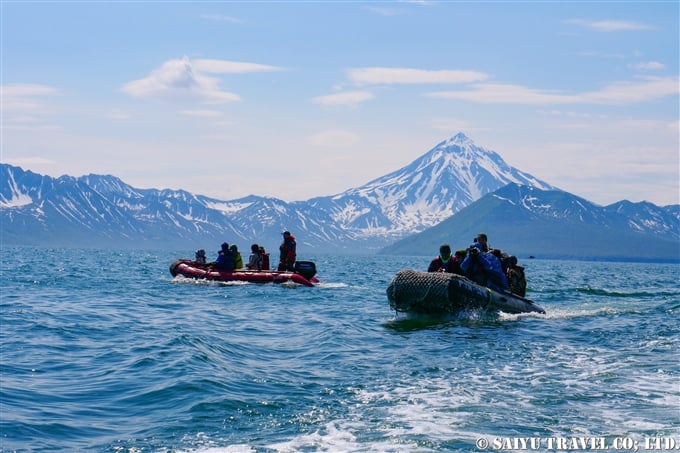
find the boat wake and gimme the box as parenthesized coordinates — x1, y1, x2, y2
(171, 276, 251, 286)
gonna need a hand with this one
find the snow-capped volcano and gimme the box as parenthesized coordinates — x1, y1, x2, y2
(7, 132, 672, 259)
(308, 132, 555, 238)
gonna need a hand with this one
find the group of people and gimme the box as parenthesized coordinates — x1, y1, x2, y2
(193, 231, 297, 273)
(427, 233, 527, 297)
(192, 230, 527, 294)
(194, 242, 253, 271)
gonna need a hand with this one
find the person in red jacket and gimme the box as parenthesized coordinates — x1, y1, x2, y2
(428, 243, 463, 274)
(278, 231, 297, 271)
(259, 246, 270, 270)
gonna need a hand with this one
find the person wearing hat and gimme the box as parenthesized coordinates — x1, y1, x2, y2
(278, 231, 297, 271)
(427, 243, 463, 274)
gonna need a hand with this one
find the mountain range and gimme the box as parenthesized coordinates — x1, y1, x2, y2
(381, 183, 680, 262)
(2, 132, 678, 261)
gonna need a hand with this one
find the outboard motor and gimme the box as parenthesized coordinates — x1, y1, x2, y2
(293, 261, 316, 280)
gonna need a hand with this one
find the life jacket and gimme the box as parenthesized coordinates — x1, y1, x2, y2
(261, 252, 270, 270)
(280, 236, 297, 263)
(507, 265, 527, 297)
(233, 252, 243, 269)
(433, 256, 459, 274)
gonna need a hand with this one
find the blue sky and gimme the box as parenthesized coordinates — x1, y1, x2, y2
(2, 1, 678, 206)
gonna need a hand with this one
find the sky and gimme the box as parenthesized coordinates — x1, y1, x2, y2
(2, 1, 679, 206)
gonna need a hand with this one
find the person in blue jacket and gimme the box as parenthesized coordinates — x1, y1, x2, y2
(483, 248, 509, 291)
(214, 242, 235, 271)
(461, 242, 508, 291)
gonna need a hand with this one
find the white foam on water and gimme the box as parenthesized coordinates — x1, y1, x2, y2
(170, 276, 253, 286)
(315, 282, 349, 289)
(162, 334, 678, 452)
(517, 305, 629, 321)
(333, 379, 488, 447)
(176, 446, 256, 453)
(265, 422, 360, 452)
(174, 432, 257, 453)
(529, 341, 678, 435)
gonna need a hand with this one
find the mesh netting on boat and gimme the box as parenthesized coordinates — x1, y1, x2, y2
(386, 269, 546, 315)
(386, 269, 485, 313)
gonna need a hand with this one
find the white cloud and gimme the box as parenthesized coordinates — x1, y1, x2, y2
(348, 67, 488, 85)
(628, 61, 666, 71)
(199, 13, 242, 23)
(365, 6, 403, 16)
(536, 109, 607, 120)
(121, 56, 284, 104)
(180, 109, 225, 117)
(2, 124, 63, 131)
(428, 83, 573, 105)
(1, 84, 60, 113)
(566, 19, 654, 32)
(311, 90, 375, 107)
(398, 0, 434, 5)
(193, 59, 284, 74)
(3, 84, 60, 97)
(580, 76, 679, 104)
(576, 50, 627, 59)
(308, 129, 361, 147)
(1, 84, 63, 131)
(122, 56, 239, 103)
(2, 100, 45, 113)
(427, 76, 680, 105)
(3, 156, 57, 166)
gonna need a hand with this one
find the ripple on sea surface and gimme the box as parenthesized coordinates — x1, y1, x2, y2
(1, 249, 678, 452)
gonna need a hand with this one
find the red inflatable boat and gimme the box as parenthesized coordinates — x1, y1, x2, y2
(170, 259, 320, 287)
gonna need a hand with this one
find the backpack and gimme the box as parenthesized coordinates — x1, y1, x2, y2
(507, 266, 527, 297)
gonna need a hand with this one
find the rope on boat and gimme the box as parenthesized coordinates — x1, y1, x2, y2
(484, 287, 492, 310)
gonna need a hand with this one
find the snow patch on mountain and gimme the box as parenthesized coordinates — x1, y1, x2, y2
(0, 170, 34, 208)
(1, 191, 32, 208)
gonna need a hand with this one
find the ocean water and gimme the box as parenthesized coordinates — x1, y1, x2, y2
(1, 247, 679, 452)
